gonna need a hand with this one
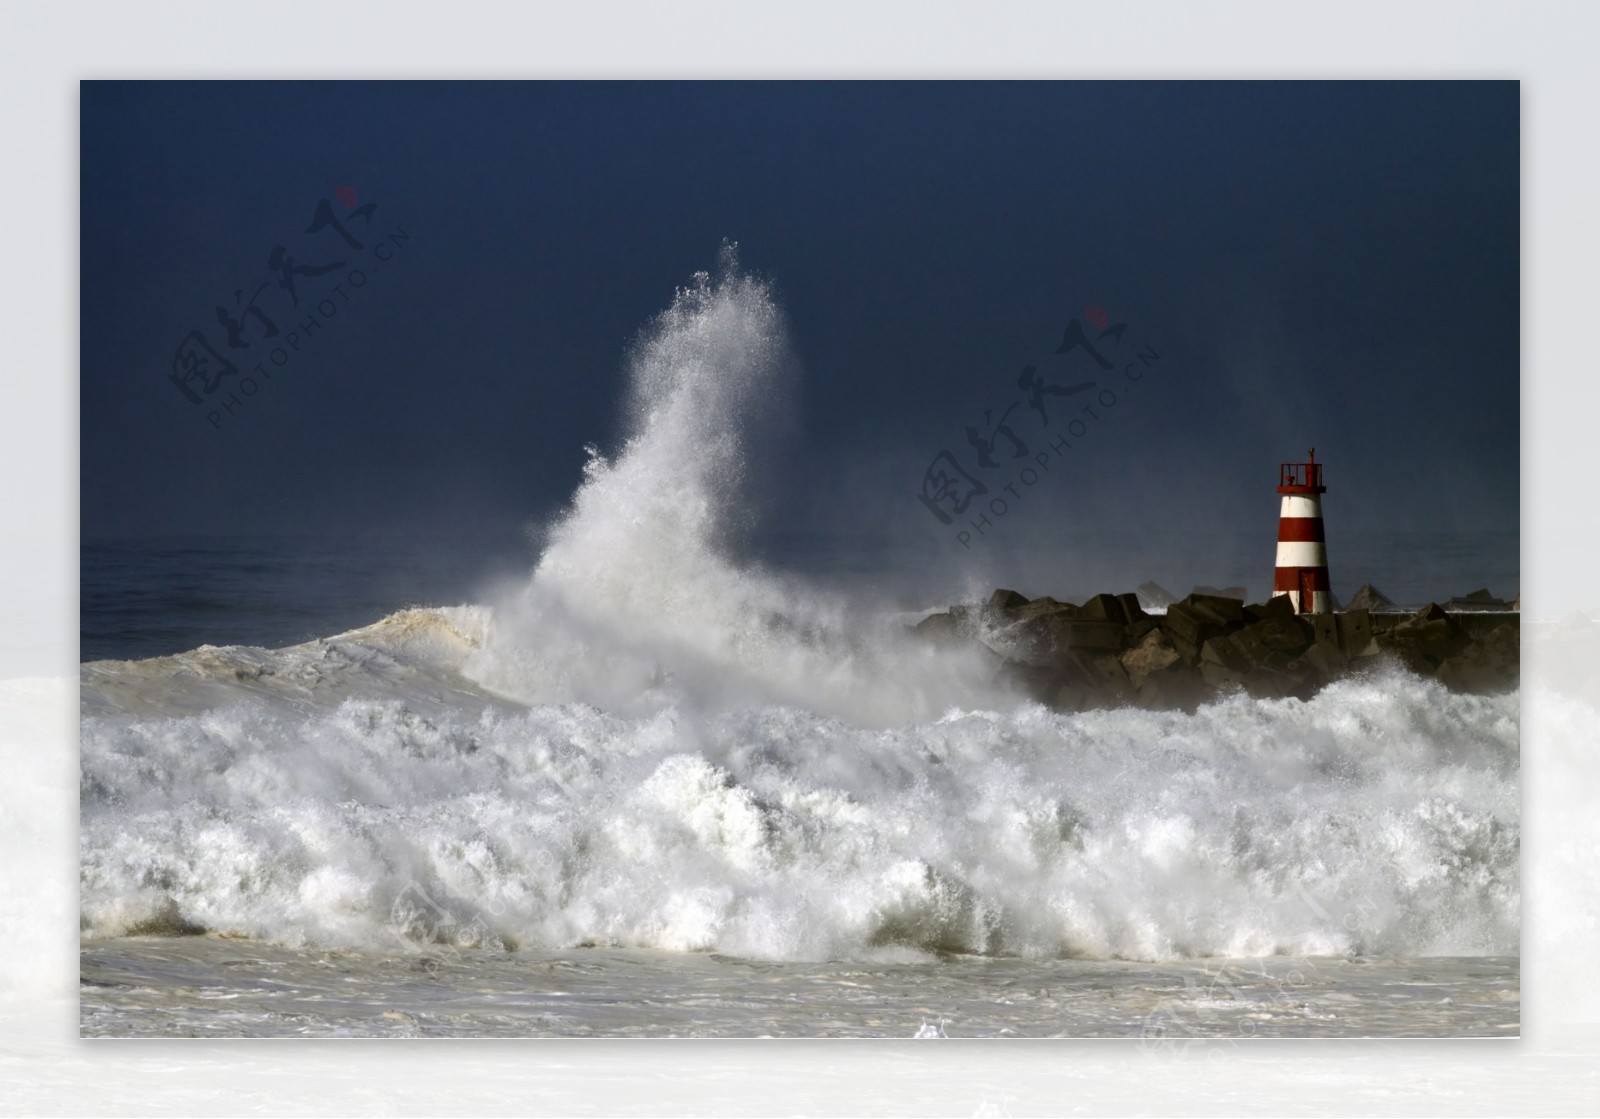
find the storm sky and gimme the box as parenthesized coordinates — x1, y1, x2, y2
(81, 81, 1519, 600)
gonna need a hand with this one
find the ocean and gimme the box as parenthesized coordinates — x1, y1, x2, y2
(78, 261, 1520, 1038)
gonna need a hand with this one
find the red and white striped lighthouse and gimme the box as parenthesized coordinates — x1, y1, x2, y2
(1273, 449, 1332, 614)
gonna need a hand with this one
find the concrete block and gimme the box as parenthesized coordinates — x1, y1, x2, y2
(1074, 649, 1133, 689)
(1136, 663, 1209, 712)
(1228, 624, 1274, 666)
(1337, 609, 1377, 656)
(1193, 585, 1249, 601)
(995, 658, 1056, 704)
(1244, 595, 1295, 623)
(1136, 581, 1177, 609)
(1200, 633, 1252, 673)
(912, 612, 968, 648)
(1378, 617, 1466, 669)
(1432, 625, 1519, 693)
(1248, 615, 1313, 653)
(1162, 603, 1216, 646)
(1241, 665, 1309, 700)
(1410, 602, 1451, 625)
(1166, 629, 1202, 665)
(1080, 593, 1129, 626)
(1200, 659, 1247, 689)
(1116, 593, 1147, 622)
(1126, 617, 1161, 642)
(1011, 597, 1078, 623)
(987, 589, 1029, 614)
(1311, 613, 1340, 648)
(1301, 640, 1348, 678)
(1185, 593, 1246, 625)
(1064, 620, 1127, 652)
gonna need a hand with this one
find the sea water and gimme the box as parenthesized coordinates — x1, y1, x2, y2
(79, 252, 1519, 1036)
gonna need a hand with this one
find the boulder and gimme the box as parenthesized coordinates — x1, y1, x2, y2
(1120, 627, 1181, 687)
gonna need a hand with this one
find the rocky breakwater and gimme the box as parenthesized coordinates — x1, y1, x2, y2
(913, 590, 1519, 712)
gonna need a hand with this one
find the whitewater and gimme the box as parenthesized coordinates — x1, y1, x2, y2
(79, 252, 1519, 1035)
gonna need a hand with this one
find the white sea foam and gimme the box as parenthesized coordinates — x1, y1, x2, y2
(79, 251, 1520, 961)
(79, 657, 1519, 959)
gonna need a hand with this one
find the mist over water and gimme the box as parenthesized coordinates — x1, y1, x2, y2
(465, 249, 1007, 725)
(79, 254, 1520, 963)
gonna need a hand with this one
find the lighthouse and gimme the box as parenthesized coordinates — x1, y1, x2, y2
(1273, 449, 1332, 614)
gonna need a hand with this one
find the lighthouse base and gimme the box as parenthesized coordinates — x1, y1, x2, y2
(1271, 584, 1333, 615)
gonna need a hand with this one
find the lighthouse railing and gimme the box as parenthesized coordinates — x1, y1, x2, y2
(1279, 462, 1323, 489)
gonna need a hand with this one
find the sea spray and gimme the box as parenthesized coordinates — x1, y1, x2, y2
(79, 253, 1520, 962)
(80, 654, 1518, 959)
(464, 247, 1009, 724)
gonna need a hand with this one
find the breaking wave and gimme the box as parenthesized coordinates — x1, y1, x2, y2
(79, 251, 1519, 961)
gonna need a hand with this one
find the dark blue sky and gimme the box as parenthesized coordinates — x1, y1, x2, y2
(80, 81, 1518, 596)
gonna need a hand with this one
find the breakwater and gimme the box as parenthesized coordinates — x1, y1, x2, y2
(914, 590, 1518, 711)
